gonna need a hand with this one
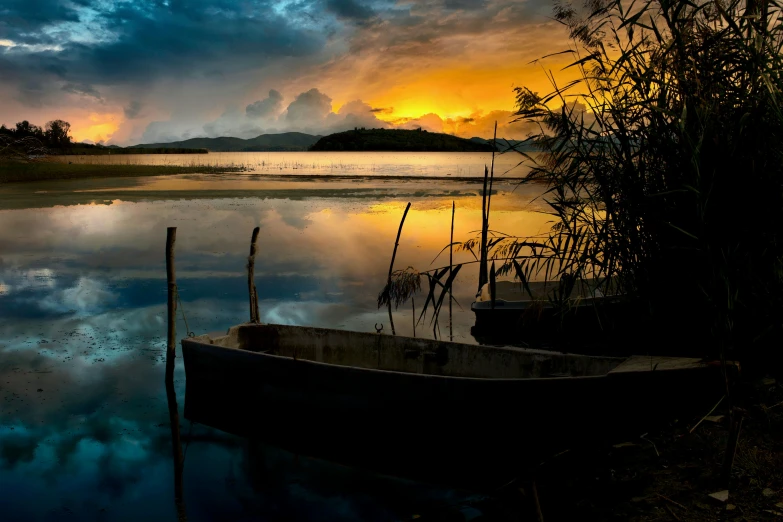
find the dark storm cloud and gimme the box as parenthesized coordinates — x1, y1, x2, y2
(61, 82, 102, 101)
(0, 0, 80, 41)
(123, 100, 142, 119)
(443, 0, 488, 10)
(325, 0, 376, 21)
(0, 0, 331, 106)
(246, 89, 284, 119)
(342, 0, 551, 62)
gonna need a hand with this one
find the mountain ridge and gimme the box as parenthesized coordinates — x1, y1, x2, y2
(133, 132, 322, 152)
(131, 129, 529, 153)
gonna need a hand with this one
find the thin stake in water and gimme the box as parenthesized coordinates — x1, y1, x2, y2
(248, 227, 261, 323)
(164, 227, 185, 516)
(165, 227, 177, 382)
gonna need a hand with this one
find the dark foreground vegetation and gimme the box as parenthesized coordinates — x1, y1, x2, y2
(375, 1, 782, 517)
(385, 0, 783, 374)
(487, 381, 783, 521)
(310, 128, 495, 152)
(510, 0, 783, 371)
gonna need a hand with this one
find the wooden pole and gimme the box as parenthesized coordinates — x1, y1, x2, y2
(449, 201, 455, 342)
(164, 227, 186, 518)
(248, 227, 260, 323)
(166, 370, 186, 514)
(166, 227, 177, 382)
(386, 202, 411, 335)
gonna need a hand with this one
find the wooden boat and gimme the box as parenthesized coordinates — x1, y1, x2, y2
(182, 322, 729, 486)
(471, 278, 626, 343)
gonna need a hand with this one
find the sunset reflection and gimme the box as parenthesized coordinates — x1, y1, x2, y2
(0, 174, 547, 519)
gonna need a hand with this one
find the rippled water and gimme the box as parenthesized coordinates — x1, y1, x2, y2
(0, 169, 548, 521)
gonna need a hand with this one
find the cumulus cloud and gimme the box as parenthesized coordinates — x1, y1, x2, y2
(136, 86, 538, 143)
(397, 113, 445, 133)
(284, 88, 334, 126)
(335, 100, 391, 130)
(202, 106, 265, 139)
(246, 89, 283, 120)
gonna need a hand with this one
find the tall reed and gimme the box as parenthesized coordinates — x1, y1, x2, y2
(500, 0, 783, 363)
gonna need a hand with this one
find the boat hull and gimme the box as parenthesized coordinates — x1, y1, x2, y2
(182, 324, 726, 485)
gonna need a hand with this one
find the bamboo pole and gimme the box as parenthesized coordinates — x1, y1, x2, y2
(166, 227, 177, 382)
(449, 201, 455, 342)
(248, 227, 260, 323)
(386, 202, 411, 335)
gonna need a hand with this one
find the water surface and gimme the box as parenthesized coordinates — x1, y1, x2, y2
(53, 151, 531, 179)
(0, 167, 548, 521)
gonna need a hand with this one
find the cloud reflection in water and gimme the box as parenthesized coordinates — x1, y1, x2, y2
(0, 179, 548, 520)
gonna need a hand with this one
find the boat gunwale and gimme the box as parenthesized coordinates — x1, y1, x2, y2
(182, 326, 631, 383)
(183, 337, 615, 383)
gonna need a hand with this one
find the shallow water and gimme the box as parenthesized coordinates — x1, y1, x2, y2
(0, 170, 548, 521)
(52, 151, 531, 179)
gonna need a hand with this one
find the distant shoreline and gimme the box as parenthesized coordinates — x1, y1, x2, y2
(0, 162, 244, 183)
(58, 146, 209, 155)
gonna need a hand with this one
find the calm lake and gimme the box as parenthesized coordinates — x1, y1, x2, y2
(53, 150, 532, 179)
(0, 152, 548, 521)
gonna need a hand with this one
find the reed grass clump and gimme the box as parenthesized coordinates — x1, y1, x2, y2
(503, 0, 783, 364)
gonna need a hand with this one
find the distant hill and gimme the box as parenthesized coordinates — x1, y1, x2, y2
(134, 132, 321, 152)
(310, 128, 494, 152)
(59, 143, 208, 155)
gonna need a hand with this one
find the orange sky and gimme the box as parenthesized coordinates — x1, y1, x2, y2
(0, 0, 581, 145)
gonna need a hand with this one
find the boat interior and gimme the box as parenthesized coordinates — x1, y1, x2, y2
(189, 323, 634, 379)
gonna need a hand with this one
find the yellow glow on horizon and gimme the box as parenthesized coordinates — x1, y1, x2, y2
(361, 60, 581, 131)
(70, 112, 123, 143)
